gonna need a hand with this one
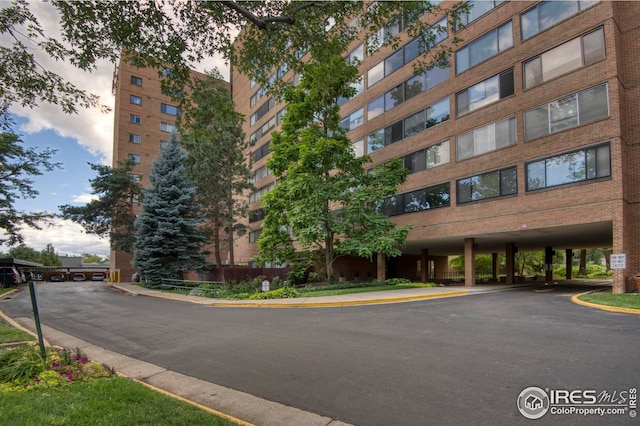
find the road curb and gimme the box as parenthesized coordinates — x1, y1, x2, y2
(571, 292, 640, 315)
(111, 284, 469, 308)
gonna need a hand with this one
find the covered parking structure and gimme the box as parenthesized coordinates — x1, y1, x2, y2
(384, 220, 613, 288)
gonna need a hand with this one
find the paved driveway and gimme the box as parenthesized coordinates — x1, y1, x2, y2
(1, 282, 637, 425)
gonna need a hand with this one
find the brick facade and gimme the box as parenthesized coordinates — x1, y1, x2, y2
(111, 2, 640, 292)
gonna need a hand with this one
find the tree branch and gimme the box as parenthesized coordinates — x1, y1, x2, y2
(217, 1, 330, 30)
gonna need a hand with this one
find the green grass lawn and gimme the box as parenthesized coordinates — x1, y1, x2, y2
(0, 324, 237, 425)
(0, 376, 236, 425)
(578, 293, 640, 310)
(0, 288, 14, 296)
(298, 283, 436, 298)
(0, 322, 34, 344)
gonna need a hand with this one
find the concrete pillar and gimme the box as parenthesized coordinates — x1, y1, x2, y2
(505, 243, 516, 285)
(420, 249, 428, 282)
(492, 252, 498, 282)
(376, 252, 386, 282)
(545, 246, 553, 281)
(565, 249, 573, 280)
(464, 238, 476, 287)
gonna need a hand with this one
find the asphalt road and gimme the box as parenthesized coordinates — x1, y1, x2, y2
(1, 282, 638, 426)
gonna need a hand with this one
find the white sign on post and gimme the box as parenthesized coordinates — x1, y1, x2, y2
(610, 254, 626, 270)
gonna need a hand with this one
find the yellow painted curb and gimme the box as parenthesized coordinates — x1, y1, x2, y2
(0, 288, 19, 300)
(116, 373, 254, 426)
(571, 293, 640, 315)
(206, 291, 470, 308)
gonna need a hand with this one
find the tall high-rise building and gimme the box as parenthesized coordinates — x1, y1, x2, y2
(231, 1, 640, 293)
(111, 2, 640, 293)
(110, 59, 210, 280)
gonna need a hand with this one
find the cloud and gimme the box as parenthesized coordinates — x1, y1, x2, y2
(72, 193, 99, 204)
(14, 217, 110, 257)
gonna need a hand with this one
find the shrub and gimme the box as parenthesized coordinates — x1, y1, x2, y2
(384, 278, 411, 286)
(249, 287, 298, 300)
(189, 283, 225, 298)
(287, 262, 309, 286)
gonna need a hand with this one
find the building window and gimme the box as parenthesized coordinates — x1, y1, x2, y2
(368, 97, 449, 153)
(526, 143, 610, 191)
(524, 27, 605, 90)
(457, 166, 517, 204)
(250, 97, 276, 126)
(249, 229, 262, 243)
(347, 44, 364, 65)
(130, 95, 142, 105)
(524, 83, 608, 141)
(367, 65, 449, 120)
(160, 122, 177, 133)
(130, 76, 142, 86)
(378, 182, 450, 217)
(352, 139, 364, 157)
(338, 75, 364, 107)
(455, 21, 513, 74)
(455, 0, 505, 31)
(367, 17, 448, 88)
(520, 1, 599, 40)
(251, 166, 271, 184)
(161, 103, 180, 116)
(129, 114, 141, 124)
(456, 68, 514, 116)
(456, 116, 516, 161)
(249, 209, 267, 223)
(403, 140, 450, 173)
(128, 134, 141, 144)
(252, 142, 270, 163)
(249, 183, 274, 204)
(250, 86, 265, 108)
(339, 107, 364, 131)
(251, 116, 277, 143)
(128, 154, 141, 164)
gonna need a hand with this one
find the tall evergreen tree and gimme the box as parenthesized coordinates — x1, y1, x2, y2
(180, 70, 253, 267)
(59, 160, 142, 254)
(132, 136, 209, 287)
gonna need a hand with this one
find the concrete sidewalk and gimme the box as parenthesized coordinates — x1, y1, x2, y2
(1, 282, 530, 426)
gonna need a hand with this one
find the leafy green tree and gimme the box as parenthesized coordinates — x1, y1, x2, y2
(5, 243, 61, 266)
(256, 38, 410, 281)
(6, 244, 40, 262)
(0, 129, 61, 246)
(59, 160, 142, 254)
(2, 1, 467, 120)
(39, 243, 62, 266)
(180, 70, 253, 267)
(449, 254, 504, 276)
(82, 253, 106, 264)
(132, 136, 209, 288)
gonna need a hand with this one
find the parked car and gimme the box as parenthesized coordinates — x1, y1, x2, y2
(91, 273, 105, 281)
(73, 273, 86, 281)
(50, 273, 66, 282)
(0, 266, 22, 288)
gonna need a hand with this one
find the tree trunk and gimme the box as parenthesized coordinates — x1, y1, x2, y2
(578, 249, 587, 275)
(213, 218, 222, 267)
(603, 248, 612, 271)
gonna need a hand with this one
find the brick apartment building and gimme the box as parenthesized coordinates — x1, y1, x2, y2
(110, 60, 211, 281)
(112, 1, 640, 293)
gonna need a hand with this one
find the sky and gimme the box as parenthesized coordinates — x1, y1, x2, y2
(2, 1, 229, 258)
